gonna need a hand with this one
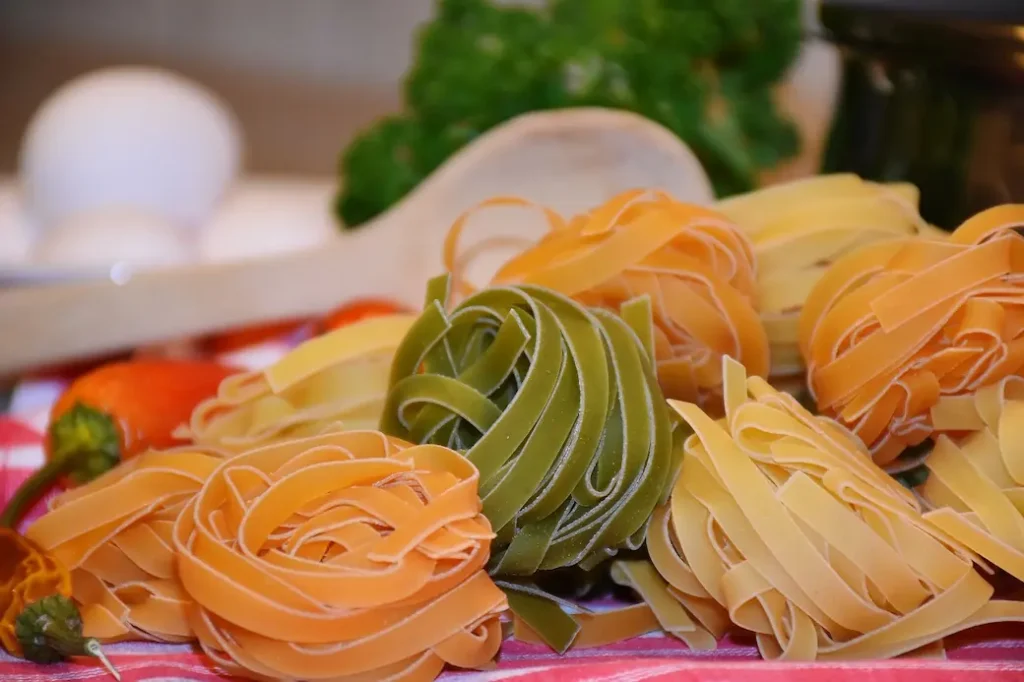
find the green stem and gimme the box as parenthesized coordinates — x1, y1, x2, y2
(46, 627, 120, 680)
(84, 639, 121, 681)
(15, 595, 121, 680)
(0, 457, 70, 528)
(39, 613, 89, 656)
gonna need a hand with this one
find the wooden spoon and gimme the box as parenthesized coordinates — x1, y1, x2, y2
(0, 108, 713, 375)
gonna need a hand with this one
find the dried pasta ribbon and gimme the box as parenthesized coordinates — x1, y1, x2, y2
(920, 375, 1024, 582)
(173, 430, 506, 682)
(799, 204, 1024, 464)
(633, 355, 1024, 660)
(382, 274, 679, 651)
(182, 315, 416, 451)
(443, 195, 566, 300)
(717, 174, 941, 377)
(498, 582, 669, 653)
(25, 450, 221, 642)
(443, 190, 769, 407)
(511, 601, 665, 650)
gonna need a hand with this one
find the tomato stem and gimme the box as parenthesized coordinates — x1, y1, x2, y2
(15, 594, 121, 680)
(0, 457, 68, 528)
(48, 403, 121, 484)
(1, 403, 121, 528)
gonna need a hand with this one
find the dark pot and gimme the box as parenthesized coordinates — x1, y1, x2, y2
(820, 0, 1024, 228)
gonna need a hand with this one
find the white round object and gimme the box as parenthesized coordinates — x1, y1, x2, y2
(34, 207, 192, 268)
(0, 184, 35, 264)
(200, 178, 335, 262)
(20, 66, 242, 230)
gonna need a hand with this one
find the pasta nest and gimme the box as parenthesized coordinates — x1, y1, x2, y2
(717, 174, 942, 378)
(382, 275, 679, 576)
(174, 431, 505, 681)
(27, 450, 220, 643)
(181, 315, 415, 451)
(639, 355, 1024, 660)
(919, 375, 1024, 585)
(444, 190, 769, 409)
(799, 205, 1024, 464)
(28, 432, 508, 682)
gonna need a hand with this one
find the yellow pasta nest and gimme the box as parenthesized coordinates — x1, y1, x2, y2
(181, 315, 415, 451)
(444, 190, 769, 409)
(26, 450, 221, 642)
(637, 355, 1024, 660)
(717, 174, 940, 378)
(800, 204, 1024, 464)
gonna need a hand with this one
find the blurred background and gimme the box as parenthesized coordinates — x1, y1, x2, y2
(0, 0, 434, 176)
(0, 0, 842, 271)
(0, 0, 849, 385)
(2, 0, 1022, 378)
(0, 0, 837, 179)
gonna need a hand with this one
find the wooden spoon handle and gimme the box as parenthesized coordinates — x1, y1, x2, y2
(0, 227, 418, 375)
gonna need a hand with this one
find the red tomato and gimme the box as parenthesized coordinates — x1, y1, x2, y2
(321, 299, 408, 332)
(207, 319, 312, 355)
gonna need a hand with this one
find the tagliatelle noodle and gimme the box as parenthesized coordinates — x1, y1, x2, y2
(630, 355, 1024, 660)
(799, 205, 1024, 465)
(172, 430, 506, 682)
(381, 274, 679, 652)
(181, 315, 416, 450)
(920, 375, 1024, 582)
(716, 174, 943, 377)
(443, 190, 769, 408)
(511, 601, 666, 649)
(25, 450, 222, 642)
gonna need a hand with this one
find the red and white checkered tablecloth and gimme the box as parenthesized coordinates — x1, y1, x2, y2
(3, 343, 1024, 681)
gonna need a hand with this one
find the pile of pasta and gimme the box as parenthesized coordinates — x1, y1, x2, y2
(27, 451, 219, 642)
(800, 205, 1024, 465)
(635, 355, 1024, 659)
(22, 185, 1024, 676)
(716, 174, 943, 380)
(26, 432, 508, 681)
(444, 190, 769, 409)
(180, 315, 415, 451)
(919, 376, 1024, 584)
(382, 274, 679, 651)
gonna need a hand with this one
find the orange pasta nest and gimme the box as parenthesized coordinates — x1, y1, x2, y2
(800, 205, 1024, 464)
(638, 355, 1024, 660)
(27, 431, 507, 681)
(180, 315, 416, 451)
(26, 450, 219, 642)
(445, 190, 769, 408)
(716, 174, 942, 378)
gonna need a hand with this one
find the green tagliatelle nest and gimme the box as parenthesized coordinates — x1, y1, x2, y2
(382, 275, 680, 578)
